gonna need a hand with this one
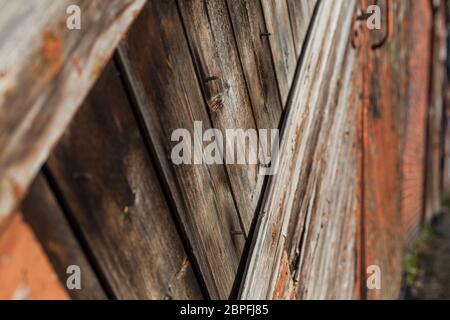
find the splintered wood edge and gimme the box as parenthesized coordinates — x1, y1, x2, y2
(0, 0, 146, 227)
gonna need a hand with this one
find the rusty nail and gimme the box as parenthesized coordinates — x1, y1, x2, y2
(205, 76, 219, 83)
(356, 12, 373, 20)
(72, 172, 93, 180)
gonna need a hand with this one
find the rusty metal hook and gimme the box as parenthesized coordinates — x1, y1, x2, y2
(352, 1, 391, 50)
(371, 0, 390, 50)
(351, 6, 364, 49)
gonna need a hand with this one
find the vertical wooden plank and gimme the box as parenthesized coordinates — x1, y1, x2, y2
(46, 62, 203, 300)
(117, 0, 245, 299)
(0, 213, 69, 300)
(177, 0, 262, 231)
(425, 0, 447, 221)
(22, 173, 107, 300)
(260, 0, 297, 106)
(361, 0, 411, 300)
(401, 0, 432, 244)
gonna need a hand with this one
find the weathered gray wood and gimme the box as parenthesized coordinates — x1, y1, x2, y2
(46, 61, 203, 300)
(178, 0, 262, 232)
(226, 0, 283, 130)
(22, 173, 107, 300)
(239, 0, 357, 299)
(117, 0, 245, 299)
(0, 0, 146, 227)
(287, 0, 317, 57)
(260, 0, 297, 106)
(293, 47, 359, 299)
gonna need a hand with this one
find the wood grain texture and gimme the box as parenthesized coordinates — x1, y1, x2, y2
(425, 0, 446, 221)
(239, 0, 357, 299)
(117, 0, 245, 299)
(0, 0, 146, 227)
(361, 0, 411, 300)
(287, 0, 317, 57)
(401, 0, 432, 244)
(178, 0, 262, 231)
(226, 0, 283, 129)
(22, 173, 107, 300)
(46, 61, 203, 300)
(260, 0, 297, 106)
(293, 45, 360, 300)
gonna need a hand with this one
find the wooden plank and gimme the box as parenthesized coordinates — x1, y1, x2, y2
(444, 88, 450, 194)
(260, 0, 297, 106)
(287, 0, 317, 57)
(361, 0, 411, 300)
(0, 213, 69, 300)
(0, 0, 146, 226)
(239, 0, 357, 299)
(117, 0, 246, 299)
(177, 0, 262, 231)
(293, 46, 360, 299)
(401, 0, 432, 244)
(425, 0, 446, 221)
(22, 173, 107, 300)
(46, 61, 203, 300)
(226, 0, 283, 129)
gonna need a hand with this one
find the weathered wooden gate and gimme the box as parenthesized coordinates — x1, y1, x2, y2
(0, 0, 446, 300)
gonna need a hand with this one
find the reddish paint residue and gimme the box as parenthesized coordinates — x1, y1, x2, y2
(42, 31, 61, 62)
(0, 213, 68, 300)
(272, 251, 296, 300)
(40, 30, 63, 80)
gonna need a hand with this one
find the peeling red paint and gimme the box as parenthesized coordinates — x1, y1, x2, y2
(41, 30, 63, 76)
(272, 251, 296, 300)
(0, 213, 68, 300)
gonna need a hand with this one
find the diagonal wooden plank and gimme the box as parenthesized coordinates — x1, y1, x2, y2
(177, 0, 262, 232)
(239, 0, 357, 299)
(45, 61, 203, 299)
(0, 0, 146, 226)
(293, 46, 360, 299)
(260, 0, 297, 106)
(117, 0, 245, 299)
(226, 0, 283, 133)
